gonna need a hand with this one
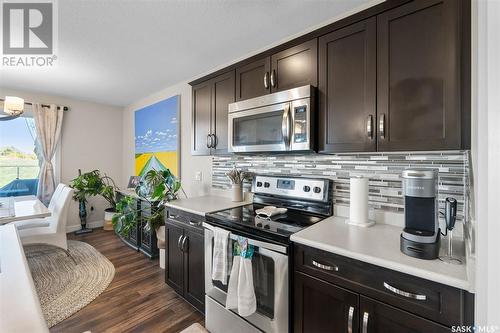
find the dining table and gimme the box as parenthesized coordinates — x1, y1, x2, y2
(0, 195, 51, 225)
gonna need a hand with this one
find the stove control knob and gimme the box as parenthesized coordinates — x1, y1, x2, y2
(264, 182, 270, 188)
(303, 185, 311, 192)
(256, 222, 262, 228)
(313, 186, 322, 194)
(256, 181, 263, 187)
(264, 224, 270, 230)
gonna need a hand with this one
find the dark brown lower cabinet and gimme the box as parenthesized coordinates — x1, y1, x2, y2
(293, 244, 474, 333)
(165, 211, 205, 312)
(294, 271, 358, 333)
(359, 296, 449, 333)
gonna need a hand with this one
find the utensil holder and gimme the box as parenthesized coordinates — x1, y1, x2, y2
(232, 184, 243, 202)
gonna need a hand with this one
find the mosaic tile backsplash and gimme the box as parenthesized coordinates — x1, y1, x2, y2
(212, 151, 470, 225)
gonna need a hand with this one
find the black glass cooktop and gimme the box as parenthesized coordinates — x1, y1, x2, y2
(205, 204, 324, 244)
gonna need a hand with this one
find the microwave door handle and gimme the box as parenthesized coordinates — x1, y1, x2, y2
(282, 103, 291, 149)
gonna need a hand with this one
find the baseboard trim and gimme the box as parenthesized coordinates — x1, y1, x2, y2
(66, 220, 104, 233)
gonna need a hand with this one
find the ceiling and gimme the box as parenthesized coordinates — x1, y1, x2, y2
(0, 0, 377, 106)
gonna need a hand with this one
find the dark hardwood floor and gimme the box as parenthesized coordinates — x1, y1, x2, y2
(50, 228, 204, 333)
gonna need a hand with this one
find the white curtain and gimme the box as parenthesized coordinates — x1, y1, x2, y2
(33, 104, 63, 205)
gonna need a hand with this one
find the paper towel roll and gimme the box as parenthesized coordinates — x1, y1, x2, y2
(348, 176, 374, 227)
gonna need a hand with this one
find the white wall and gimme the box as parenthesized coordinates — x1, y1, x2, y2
(122, 81, 213, 198)
(0, 88, 123, 230)
(472, 0, 500, 326)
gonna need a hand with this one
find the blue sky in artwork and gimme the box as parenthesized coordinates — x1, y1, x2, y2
(135, 96, 179, 153)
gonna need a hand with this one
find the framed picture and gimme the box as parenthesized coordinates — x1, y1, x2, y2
(134, 95, 180, 177)
(127, 176, 141, 189)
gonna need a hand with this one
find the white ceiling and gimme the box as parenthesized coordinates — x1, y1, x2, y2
(0, 0, 377, 106)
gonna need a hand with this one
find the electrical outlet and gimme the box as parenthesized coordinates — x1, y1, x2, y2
(195, 171, 202, 181)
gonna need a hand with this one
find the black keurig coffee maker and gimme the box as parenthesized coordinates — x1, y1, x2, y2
(400, 169, 440, 259)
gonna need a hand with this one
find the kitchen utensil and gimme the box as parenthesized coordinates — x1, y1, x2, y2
(439, 197, 462, 264)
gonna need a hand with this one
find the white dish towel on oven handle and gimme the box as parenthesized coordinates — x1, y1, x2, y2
(226, 256, 257, 317)
(212, 227, 230, 285)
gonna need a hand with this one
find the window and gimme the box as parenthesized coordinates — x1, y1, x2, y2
(0, 116, 40, 197)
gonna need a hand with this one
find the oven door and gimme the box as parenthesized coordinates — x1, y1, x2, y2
(204, 223, 288, 333)
(228, 102, 291, 153)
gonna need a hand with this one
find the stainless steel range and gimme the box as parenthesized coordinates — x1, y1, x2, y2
(204, 175, 333, 333)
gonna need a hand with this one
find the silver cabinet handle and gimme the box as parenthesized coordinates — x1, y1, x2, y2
(270, 69, 276, 87)
(212, 134, 218, 148)
(312, 260, 339, 272)
(367, 115, 373, 139)
(189, 220, 201, 227)
(181, 235, 188, 252)
(383, 282, 427, 300)
(264, 72, 269, 89)
(379, 114, 386, 139)
(281, 103, 291, 149)
(348, 306, 354, 333)
(177, 235, 183, 251)
(362, 312, 369, 333)
(206, 134, 212, 148)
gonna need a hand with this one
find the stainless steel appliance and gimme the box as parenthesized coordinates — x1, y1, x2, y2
(204, 175, 333, 333)
(228, 85, 316, 153)
(400, 169, 441, 260)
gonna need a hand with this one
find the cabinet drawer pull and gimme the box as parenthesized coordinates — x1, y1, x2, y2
(383, 282, 427, 300)
(312, 260, 338, 272)
(347, 306, 354, 333)
(366, 115, 373, 139)
(206, 134, 212, 148)
(264, 72, 269, 89)
(362, 312, 369, 333)
(189, 220, 201, 227)
(212, 134, 218, 148)
(379, 114, 386, 139)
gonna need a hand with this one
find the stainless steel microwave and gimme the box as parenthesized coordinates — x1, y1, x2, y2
(228, 85, 315, 153)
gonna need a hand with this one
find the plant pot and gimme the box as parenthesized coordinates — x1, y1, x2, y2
(103, 207, 116, 231)
(231, 184, 243, 202)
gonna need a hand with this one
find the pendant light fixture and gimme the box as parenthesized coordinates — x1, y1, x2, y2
(1, 96, 25, 120)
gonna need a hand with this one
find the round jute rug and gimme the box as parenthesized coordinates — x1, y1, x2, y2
(24, 240, 115, 328)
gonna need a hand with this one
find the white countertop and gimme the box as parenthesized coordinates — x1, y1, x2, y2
(291, 216, 472, 291)
(165, 195, 251, 216)
(0, 196, 51, 225)
(0, 224, 49, 332)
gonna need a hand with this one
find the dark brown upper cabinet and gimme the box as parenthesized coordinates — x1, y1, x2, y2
(377, 0, 462, 151)
(235, 39, 318, 101)
(235, 57, 270, 101)
(318, 17, 376, 153)
(192, 70, 235, 155)
(270, 39, 318, 93)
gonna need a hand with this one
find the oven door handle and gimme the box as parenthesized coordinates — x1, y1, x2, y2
(281, 103, 291, 149)
(203, 222, 287, 255)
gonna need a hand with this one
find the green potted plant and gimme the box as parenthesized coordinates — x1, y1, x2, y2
(69, 170, 118, 231)
(112, 168, 182, 237)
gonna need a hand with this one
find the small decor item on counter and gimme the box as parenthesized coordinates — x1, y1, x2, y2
(346, 176, 374, 227)
(226, 167, 248, 202)
(439, 197, 462, 265)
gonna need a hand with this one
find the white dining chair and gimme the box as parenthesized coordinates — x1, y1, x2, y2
(13, 183, 66, 231)
(16, 185, 75, 261)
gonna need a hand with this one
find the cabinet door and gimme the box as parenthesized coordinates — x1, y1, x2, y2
(235, 57, 270, 101)
(165, 221, 184, 294)
(377, 0, 461, 151)
(318, 18, 376, 153)
(271, 39, 317, 92)
(192, 80, 212, 155)
(359, 296, 449, 333)
(212, 71, 235, 155)
(294, 271, 359, 333)
(183, 227, 205, 312)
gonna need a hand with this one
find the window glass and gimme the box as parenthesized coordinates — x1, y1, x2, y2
(0, 116, 40, 197)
